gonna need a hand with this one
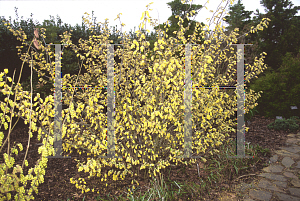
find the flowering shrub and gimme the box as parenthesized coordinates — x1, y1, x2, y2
(0, 0, 271, 198)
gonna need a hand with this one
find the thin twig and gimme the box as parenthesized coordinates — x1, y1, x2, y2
(22, 52, 33, 169)
(233, 174, 256, 182)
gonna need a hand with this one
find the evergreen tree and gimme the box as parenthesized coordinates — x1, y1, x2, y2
(232, 0, 300, 119)
(245, 0, 300, 74)
(223, 0, 257, 45)
(153, 0, 207, 47)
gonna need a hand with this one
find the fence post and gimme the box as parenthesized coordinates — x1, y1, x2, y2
(175, 43, 202, 159)
(47, 43, 71, 158)
(174, 43, 253, 159)
(97, 44, 122, 159)
(227, 44, 253, 159)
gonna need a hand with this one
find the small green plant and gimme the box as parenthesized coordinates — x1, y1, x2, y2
(245, 106, 259, 122)
(267, 116, 299, 132)
(253, 144, 271, 157)
(290, 116, 300, 122)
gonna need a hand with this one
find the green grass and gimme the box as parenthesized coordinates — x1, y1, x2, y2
(60, 136, 271, 201)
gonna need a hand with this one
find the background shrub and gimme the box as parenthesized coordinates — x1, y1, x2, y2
(246, 50, 300, 119)
(267, 116, 300, 132)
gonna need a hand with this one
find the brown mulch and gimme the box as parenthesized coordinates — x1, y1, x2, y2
(0, 114, 300, 201)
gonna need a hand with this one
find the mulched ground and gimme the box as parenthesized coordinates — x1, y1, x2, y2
(1, 114, 300, 200)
